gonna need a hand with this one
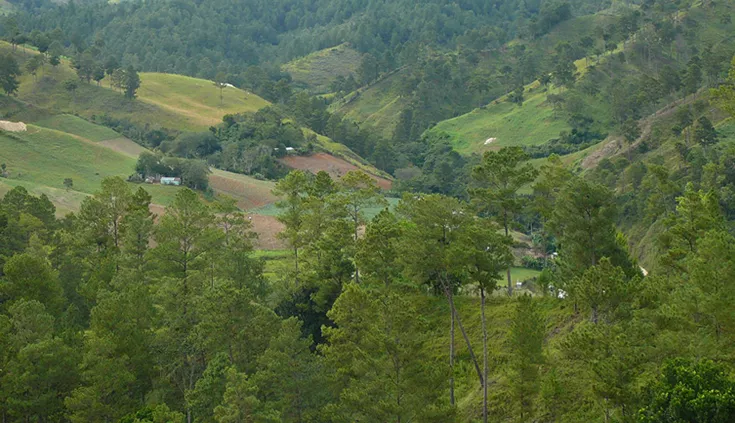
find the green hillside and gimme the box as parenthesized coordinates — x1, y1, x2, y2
(283, 43, 362, 93)
(134, 73, 270, 128)
(0, 42, 272, 133)
(430, 86, 571, 154)
(35, 114, 121, 142)
(0, 125, 184, 209)
(332, 70, 408, 140)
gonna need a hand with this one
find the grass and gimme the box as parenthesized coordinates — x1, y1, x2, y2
(0, 42, 270, 133)
(505, 267, 541, 284)
(133, 73, 270, 128)
(333, 70, 408, 140)
(0, 125, 180, 209)
(283, 43, 362, 93)
(429, 88, 571, 154)
(0, 178, 90, 216)
(35, 114, 121, 142)
(252, 196, 399, 218)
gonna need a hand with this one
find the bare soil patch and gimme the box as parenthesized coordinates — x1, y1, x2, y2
(208, 172, 277, 210)
(281, 153, 392, 189)
(248, 214, 286, 250)
(0, 120, 27, 132)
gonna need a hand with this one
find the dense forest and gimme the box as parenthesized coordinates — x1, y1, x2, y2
(3, 138, 735, 421)
(3, 0, 735, 421)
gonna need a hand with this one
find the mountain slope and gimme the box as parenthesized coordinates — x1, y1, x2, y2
(283, 43, 361, 93)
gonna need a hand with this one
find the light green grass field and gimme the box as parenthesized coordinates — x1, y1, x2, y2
(134, 73, 270, 128)
(283, 43, 362, 93)
(35, 114, 121, 142)
(0, 125, 180, 210)
(430, 88, 570, 154)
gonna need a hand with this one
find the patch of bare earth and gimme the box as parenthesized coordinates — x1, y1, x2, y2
(208, 173, 277, 210)
(280, 153, 392, 189)
(0, 121, 27, 132)
(248, 214, 286, 250)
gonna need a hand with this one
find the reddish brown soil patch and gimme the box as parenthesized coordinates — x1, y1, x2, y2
(248, 214, 286, 250)
(208, 173, 277, 210)
(147, 204, 284, 250)
(280, 153, 392, 190)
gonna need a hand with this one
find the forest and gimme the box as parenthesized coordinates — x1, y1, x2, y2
(2, 0, 735, 421)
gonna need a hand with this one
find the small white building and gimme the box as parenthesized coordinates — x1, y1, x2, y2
(161, 177, 182, 186)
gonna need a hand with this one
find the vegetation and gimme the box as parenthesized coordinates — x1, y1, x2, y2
(4, 0, 735, 421)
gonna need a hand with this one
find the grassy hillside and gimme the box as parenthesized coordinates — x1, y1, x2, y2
(0, 41, 271, 133)
(35, 114, 121, 142)
(0, 41, 388, 181)
(0, 0, 13, 14)
(0, 124, 188, 206)
(283, 43, 362, 93)
(331, 12, 616, 144)
(430, 86, 571, 154)
(134, 73, 270, 128)
(331, 69, 409, 140)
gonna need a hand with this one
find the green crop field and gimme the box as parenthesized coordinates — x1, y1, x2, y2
(0, 125, 181, 210)
(283, 43, 362, 93)
(35, 114, 121, 142)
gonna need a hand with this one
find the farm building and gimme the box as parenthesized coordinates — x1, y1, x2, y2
(161, 177, 182, 186)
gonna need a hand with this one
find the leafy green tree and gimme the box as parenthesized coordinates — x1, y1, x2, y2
(73, 53, 96, 83)
(508, 84, 524, 105)
(123, 65, 141, 99)
(471, 147, 538, 295)
(659, 183, 724, 270)
(65, 334, 137, 423)
(214, 72, 228, 106)
(639, 358, 735, 423)
(337, 171, 386, 283)
(357, 53, 379, 85)
(214, 368, 280, 423)
(573, 258, 634, 324)
(621, 118, 641, 161)
(152, 188, 219, 421)
(323, 283, 454, 422)
(683, 56, 702, 95)
(0, 253, 64, 314)
(355, 209, 403, 287)
(510, 295, 545, 422)
(694, 116, 718, 148)
(398, 194, 484, 404)
(253, 318, 330, 422)
(452, 217, 512, 422)
(25, 55, 41, 81)
(549, 177, 617, 273)
(0, 53, 21, 95)
(273, 170, 311, 278)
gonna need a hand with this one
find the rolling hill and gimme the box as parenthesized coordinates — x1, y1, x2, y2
(0, 40, 389, 187)
(134, 73, 270, 128)
(282, 43, 362, 93)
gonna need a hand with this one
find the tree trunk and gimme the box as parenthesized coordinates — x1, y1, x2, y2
(505, 222, 513, 295)
(450, 295, 455, 406)
(354, 212, 360, 284)
(446, 284, 484, 386)
(481, 288, 489, 423)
